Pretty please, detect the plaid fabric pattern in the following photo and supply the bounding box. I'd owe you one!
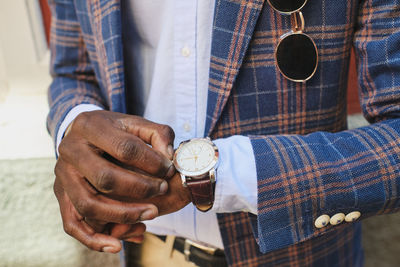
[47,0,400,266]
[47,0,126,147]
[207,0,400,266]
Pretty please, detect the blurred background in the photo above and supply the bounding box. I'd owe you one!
[0,1,398,266]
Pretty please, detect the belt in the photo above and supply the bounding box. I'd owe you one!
[157,235,228,267]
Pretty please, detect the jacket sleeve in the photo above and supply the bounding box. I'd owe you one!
[46,0,107,148]
[251,0,400,253]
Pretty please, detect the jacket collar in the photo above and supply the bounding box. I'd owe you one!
[205,0,265,136]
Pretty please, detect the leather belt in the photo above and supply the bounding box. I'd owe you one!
[156,235,228,267]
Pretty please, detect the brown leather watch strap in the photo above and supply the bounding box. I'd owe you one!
[186,173,215,212]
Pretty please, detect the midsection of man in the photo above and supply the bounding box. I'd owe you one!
[52,0,258,257]
[121,0,223,249]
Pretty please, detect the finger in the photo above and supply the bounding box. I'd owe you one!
[58,147,169,198]
[135,172,191,216]
[110,223,146,240]
[109,224,132,238]
[84,111,175,159]
[84,218,108,233]
[56,161,159,224]
[62,132,174,179]
[124,235,145,244]
[69,112,174,177]
[53,177,122,253]
[117,117,175,159]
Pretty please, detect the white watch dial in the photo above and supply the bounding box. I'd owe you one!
[176,140,215,173]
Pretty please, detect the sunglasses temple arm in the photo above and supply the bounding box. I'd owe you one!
[291,12,305,33]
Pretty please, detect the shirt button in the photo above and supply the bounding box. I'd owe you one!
[181,46,191,57]
[330,213,345,226]
[315,215,330,229]
[183,123,191,132]
[345,211,361,222]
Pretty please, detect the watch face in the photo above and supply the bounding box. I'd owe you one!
[174,138,218,177]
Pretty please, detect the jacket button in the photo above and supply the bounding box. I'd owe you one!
[315,215,330,228]
[345,211,361,222]
[330,213,345,225]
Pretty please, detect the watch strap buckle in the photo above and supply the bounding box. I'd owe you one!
[183,238,218,261]
[183,239,191,261]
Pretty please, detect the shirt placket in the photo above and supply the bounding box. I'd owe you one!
[174,0,197,145]
[172,0,198,241]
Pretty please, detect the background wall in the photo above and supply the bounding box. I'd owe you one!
[0,0,47,76]
[0,41,7,98]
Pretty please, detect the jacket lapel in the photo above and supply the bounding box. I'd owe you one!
[89,0,126,113]
[205,0,266,136]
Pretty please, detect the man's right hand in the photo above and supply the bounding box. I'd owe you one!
[54,110,176,253]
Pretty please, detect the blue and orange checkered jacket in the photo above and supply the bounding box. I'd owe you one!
[47,0,400,266]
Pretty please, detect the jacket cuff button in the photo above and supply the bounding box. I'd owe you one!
[315,215,330,229]
[330,213,345,225]
[345,211,361,222]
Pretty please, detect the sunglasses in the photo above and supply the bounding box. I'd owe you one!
[268,0,318,82]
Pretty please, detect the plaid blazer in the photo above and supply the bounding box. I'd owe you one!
[47,0,400,266]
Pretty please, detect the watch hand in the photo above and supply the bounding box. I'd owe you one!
[189,147,196,156]
[183,157,196,160]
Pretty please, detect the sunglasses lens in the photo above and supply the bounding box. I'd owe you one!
[269,0,307,13]
[276,33,318,81]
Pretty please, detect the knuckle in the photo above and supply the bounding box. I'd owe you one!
[58,140,69,157]
[75,199,94,218]
[58,138,79,159]
[115,139,141,162]
[74,112,90,129]
[86,240,102,252]
[159,124,175,141]
[52,182,57,196]
[73,111,95,135]
[95,169,115,193]
[63,221,74,236]
[54,160,62,177]
[130,181,154,199]
[140,183,155,199]
[133,187,149,199]
[134,223,146,234]
[53,180,62,198]
[120,210,138,224]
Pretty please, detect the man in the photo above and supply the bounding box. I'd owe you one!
[47,0,400,266]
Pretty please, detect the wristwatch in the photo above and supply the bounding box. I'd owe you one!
[173,137,219,212]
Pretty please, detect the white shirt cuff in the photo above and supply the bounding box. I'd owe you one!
[212,136,258,214]
[56,104,103,155]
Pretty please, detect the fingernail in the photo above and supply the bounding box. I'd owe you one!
[125,235,144,243]
[159,181,168,194]
[167,145,174,159]
[140,209,157,221]
[102,246,117,253]
[122,233,143,240]
[164,163,175,179]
